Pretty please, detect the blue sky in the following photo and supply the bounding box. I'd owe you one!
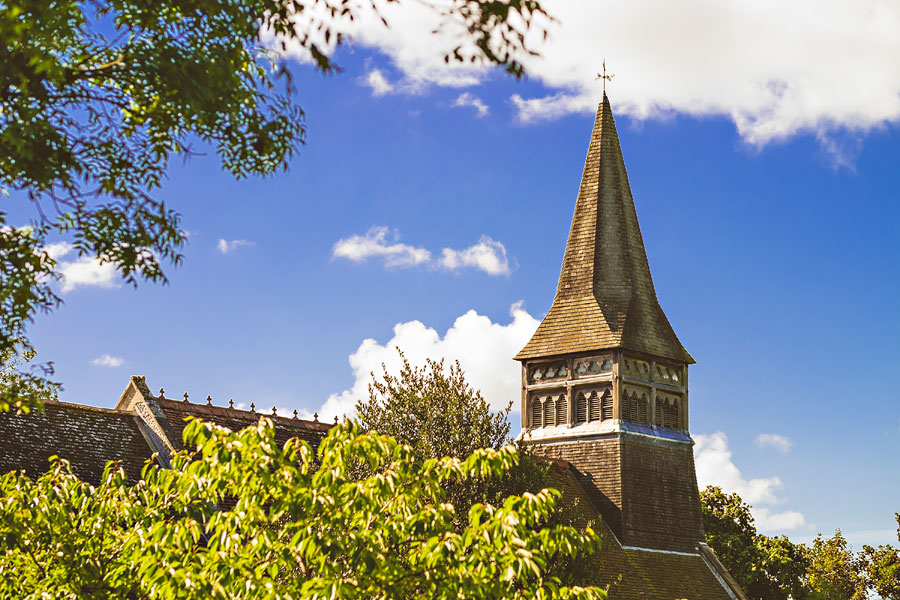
[21,0,900,549]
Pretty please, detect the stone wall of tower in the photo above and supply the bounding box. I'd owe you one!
[533,435,703,553]
[619,436,703,552]
[533,438,624,539]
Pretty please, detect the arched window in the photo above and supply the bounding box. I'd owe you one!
[588,390,601,422]
[575,392,587,423]
[600,390,613,421]
[545,396,556,427]
[531,398,543,429]
[670,398,680,429]
[556,394,567,425]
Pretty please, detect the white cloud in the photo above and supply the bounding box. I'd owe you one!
[58,257,119,292]
[217,239,254,254]
[511,92,593,124]
[453,92,489,117]
[694,431,806,533]
[332,226,431,267]
[364,69,394,96]
[41,241,120,293]
[44,241,73,261]
[91,354,124,368]
[333,227,511,275]
[753,507,807,532]
[275,0,900,153]
[318,302,540,421]
[755,433,793,453]
[439,236,510,275]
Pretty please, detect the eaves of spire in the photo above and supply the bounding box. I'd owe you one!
[516,94,693,364]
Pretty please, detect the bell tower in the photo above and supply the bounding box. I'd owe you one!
[517,93,703,553]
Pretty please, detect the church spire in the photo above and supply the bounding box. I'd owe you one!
[516,94,692,363]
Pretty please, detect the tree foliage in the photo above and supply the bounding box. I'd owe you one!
[701,485,898,600]
[0,341,57,413]
[862,514,900,600]
[0,417,604,599]
[807,530,868,600]
[0,0,551,412]
[356,350,512,459]
[356,351,565,527]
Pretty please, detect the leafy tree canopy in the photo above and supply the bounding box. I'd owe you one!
[0,0,550,411]
[0,417,604,599]
[0,342,57,412]
[355,351,562,523]
[701,485,898,600]
[862,514,900,600]
[356,350,512,459]
[807,529,868,600]
[355,351,597,586]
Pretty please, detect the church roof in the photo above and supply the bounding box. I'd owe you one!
[158,396,330,450]
[0,401,155,484]
[516,94,693,364]
[0,377,331,484]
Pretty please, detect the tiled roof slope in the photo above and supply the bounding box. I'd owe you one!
[547,461,743,600]
[158,398,331,450]
[0,377,333,486]
[516,94,693,364]
[0,401,155,484]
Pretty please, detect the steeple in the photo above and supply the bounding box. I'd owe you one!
[516,94,692,364]
[508,91,744,593]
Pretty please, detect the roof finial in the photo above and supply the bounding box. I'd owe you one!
[158,387,165,400]
[271,406,277,416]
[229,398,234,409]
[292,409,298,420]
[596,58,614,95]
[206,395,213,406]
[183,392,189,403]
[250,402,256,413]
[313,412,319,422]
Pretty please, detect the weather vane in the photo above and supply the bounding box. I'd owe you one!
[596,59,615,94]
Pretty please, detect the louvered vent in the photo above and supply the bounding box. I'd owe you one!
[545,396,556,427]
[625,392,639,422]
[600,390,613,421]
[531,398,542,429]
[556,394,567,425]
[588,391,601,422]
[637,394,648,424]
[671,399,680,429]
[575,393,587,423]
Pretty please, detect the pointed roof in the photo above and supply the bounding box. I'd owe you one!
[516,94,693,364]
